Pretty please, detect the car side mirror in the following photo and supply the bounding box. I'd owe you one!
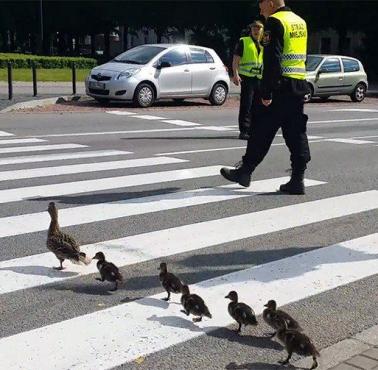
[157,61,171,69]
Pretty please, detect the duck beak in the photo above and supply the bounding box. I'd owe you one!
[264,303,268,307]
[225,295,230,299]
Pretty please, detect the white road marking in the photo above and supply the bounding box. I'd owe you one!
[325,138,375,145]
[6,188,378,299]
[133,115,166,120]
[0,150,131,166]
[162,119,201,127]
[0,138,46,145]
[0,131,14,137]
[105,110,136,115]
[0,166,221,204]
[0,143,87,154]
[0,176,325,238]
[1,232,376,369]
[329,109,378,112]
[0,157,187,181]
[310,118,378,124]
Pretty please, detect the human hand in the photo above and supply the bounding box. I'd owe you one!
[261,98,272,106]
[233,75,242,86]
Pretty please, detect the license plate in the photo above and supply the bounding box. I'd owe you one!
[89,81,105,89]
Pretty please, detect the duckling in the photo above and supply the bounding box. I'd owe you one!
[47,201,91,270]
[158,262,183,301]
[263,299,302,337]
[225,291,257,334]
[180,285,212,322]
[276,318,319,370]
[93,252,123,291]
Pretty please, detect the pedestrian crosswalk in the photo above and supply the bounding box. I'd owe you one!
[0,127,377,370]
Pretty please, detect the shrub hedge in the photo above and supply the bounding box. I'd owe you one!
[0,53,97,69]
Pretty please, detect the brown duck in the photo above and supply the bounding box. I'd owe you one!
[158,262,183,301]
[276,318,319,370]
[180,285,212,322]
[225,291,258,334]
[93,252,123,291]
[47,202,90,270]
[263,299,302,337]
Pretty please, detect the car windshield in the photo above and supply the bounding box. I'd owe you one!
[113,45,166,65]
[306,55,323,71]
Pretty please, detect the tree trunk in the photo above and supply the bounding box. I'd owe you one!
[90,33,96,57]
[122,26,128,51]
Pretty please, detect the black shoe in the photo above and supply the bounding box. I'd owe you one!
[279,174,305,195]
[239,132,250,140]
[220,167,251,187]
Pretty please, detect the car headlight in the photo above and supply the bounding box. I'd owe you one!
[116,69,140,80]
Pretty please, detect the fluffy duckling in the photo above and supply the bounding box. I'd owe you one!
[93,252,123,291]
[263,299,302,337]
[158,262,183,301]
[180,285,212,322]
[47,202,91,270]
[225,291,257,334]
[276,318,319,370]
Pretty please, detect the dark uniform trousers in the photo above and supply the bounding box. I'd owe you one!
[238,75,260,134]
[242,85,311,173]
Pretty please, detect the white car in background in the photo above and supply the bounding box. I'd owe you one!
[85,44,230,107]
[305,54,368,102]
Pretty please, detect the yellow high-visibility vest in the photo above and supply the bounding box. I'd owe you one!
[270,10,307,80]
[238,37,263,79]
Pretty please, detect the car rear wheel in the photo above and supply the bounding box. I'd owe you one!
[303,84,313,103]
[134,83,155,108]
[209,83,228,106]
[350,83,366,102]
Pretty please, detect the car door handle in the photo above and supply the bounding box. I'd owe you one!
[338,77,343,80]
[184,69,190,72]
[209,67,216,70]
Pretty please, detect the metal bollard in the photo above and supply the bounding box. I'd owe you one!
[72,62,76,95]
[32,62,37,96]
[7,62,13,100]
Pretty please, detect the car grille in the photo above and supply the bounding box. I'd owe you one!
[91,74,111,81]
[89,88,110,95]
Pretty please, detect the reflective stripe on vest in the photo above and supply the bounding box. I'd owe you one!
[238,37,263,79]
[269,11,307,80]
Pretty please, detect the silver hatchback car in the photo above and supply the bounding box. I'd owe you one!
[305,54,368,102]
[85,44,230,107]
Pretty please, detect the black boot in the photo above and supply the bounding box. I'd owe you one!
[279,171,305,195]
[220,166,251,187]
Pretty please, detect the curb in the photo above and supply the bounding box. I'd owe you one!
[0,95,83,113]
[293,324,378,370]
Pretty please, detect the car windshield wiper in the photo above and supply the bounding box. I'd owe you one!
[113,59,142,64]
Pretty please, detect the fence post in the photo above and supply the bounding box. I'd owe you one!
[7,62,13,100]
[32,62,38,96]
[72,62,76,95]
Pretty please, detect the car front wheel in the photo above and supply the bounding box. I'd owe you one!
[209,83,228,106]
[134,83,155,107]
[303,84,313,103]
[350,83,367,102]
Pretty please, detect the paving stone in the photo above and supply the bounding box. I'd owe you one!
[363,348,378,361]
[346,354,378,369]
[331,364,360,370]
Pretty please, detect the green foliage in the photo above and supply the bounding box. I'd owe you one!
[0,53,97,69]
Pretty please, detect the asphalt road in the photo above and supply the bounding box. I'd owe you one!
[0,98,377,370]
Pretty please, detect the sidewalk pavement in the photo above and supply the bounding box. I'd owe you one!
[1,81,378,111]
[293,324,378,370]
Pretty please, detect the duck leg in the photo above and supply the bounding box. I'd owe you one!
[236,322,242,334]
[193,317,202,323]
[278,350,293,365]
[95,277,105,282]
[181,309,189,316]
[162,291,170,301]
[267,331,276,338]
[310,356,318,370]
[53,259,64,270]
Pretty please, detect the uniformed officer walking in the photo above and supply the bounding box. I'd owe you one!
[221,0,311,194]
[232,20,264,140]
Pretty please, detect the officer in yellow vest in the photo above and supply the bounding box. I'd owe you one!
[221,0,311,195]
[232,20,264,140]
